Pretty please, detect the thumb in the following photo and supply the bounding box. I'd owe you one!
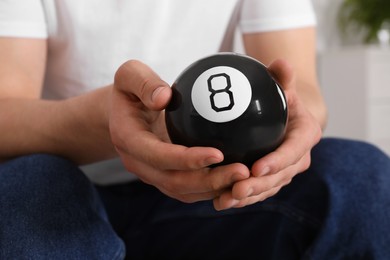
[267,59,295,92]
[114,59,172,110]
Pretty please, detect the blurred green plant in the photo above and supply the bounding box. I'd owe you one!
[338,0,390,43]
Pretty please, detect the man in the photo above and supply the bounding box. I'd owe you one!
[1,0,389,259]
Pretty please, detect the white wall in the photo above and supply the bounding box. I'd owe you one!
[313,0,390,156]
[312,0,351,52]
[313,0,367,52]
[234,0,348,53]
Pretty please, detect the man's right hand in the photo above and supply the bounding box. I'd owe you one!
[109,60,251,205]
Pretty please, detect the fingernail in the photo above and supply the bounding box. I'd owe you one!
[260,166,271,176]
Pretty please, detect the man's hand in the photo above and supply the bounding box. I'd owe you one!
[109,60,250,204]
[214,59,322,210]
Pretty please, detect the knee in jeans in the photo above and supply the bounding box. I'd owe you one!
[312,138,390,196]
[0,154,90,202]
[314,138,388,168]
[0,155,123,259]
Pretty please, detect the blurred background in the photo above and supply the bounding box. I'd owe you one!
[313,0,390,156]
[234,0,390,155]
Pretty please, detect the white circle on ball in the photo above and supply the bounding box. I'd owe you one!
[191,66,252,123]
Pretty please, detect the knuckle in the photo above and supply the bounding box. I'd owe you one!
[300,153,312,172]
[115,60,148,96]
[123,59,143,71]
[115,60,138,83]
[209,178,223,191]
[274,177,287,189]
[313,122,322,144]
[273,169,295,188]
[305,115,322,144]
[183,156,200,170]
[268,187,282,198]
[160,176,183,195]
[202,169,219,191]
[270,151,286,173]
[281,177,293,187]
[234,184,252,200]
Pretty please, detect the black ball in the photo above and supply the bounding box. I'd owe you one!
[165,53,288,167]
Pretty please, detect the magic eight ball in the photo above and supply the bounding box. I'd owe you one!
[165,53,288,167]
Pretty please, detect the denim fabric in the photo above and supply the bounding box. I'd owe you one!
[0,154,125,260]
[303,138,390,259]
[1,138,390,259]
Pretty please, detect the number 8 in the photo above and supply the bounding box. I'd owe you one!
[207,73,235,112]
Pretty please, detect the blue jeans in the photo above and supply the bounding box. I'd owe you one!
[1,138,390,259]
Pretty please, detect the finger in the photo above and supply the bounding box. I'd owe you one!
[125,160,227,203]
[233,186,283,208]
[114,59,172,110]
[167,191,221,204]
[164,163,250,195]
[267,59,295,91]
[144,163,249,197]
[251,108,320,178]
[232,155,309,200]
[214,185,283,211]
[123,158,250,202]
[122,134,225,171]
[250,75,321,177]
[118,143,250,195]
[110,92,225,171]
[160,187,225,204]
[135,168,227,203]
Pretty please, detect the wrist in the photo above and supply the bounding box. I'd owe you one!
[60,85,117,164]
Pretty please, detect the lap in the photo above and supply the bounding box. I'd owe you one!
[97,179,323,259]
[98,138,390,259]
[305,138,390,259]
[1,138,389,259]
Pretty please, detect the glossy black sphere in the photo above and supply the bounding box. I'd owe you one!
[165,53,288,167]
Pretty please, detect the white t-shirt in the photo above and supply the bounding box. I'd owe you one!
[0,0,316,184]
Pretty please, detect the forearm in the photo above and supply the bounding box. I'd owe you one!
[243,27,327,130]
[296,78,328,130]
[0,86,117,165]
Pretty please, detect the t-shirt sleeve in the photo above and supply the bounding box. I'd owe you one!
[0,0,48,38]
[239,0,316,33]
